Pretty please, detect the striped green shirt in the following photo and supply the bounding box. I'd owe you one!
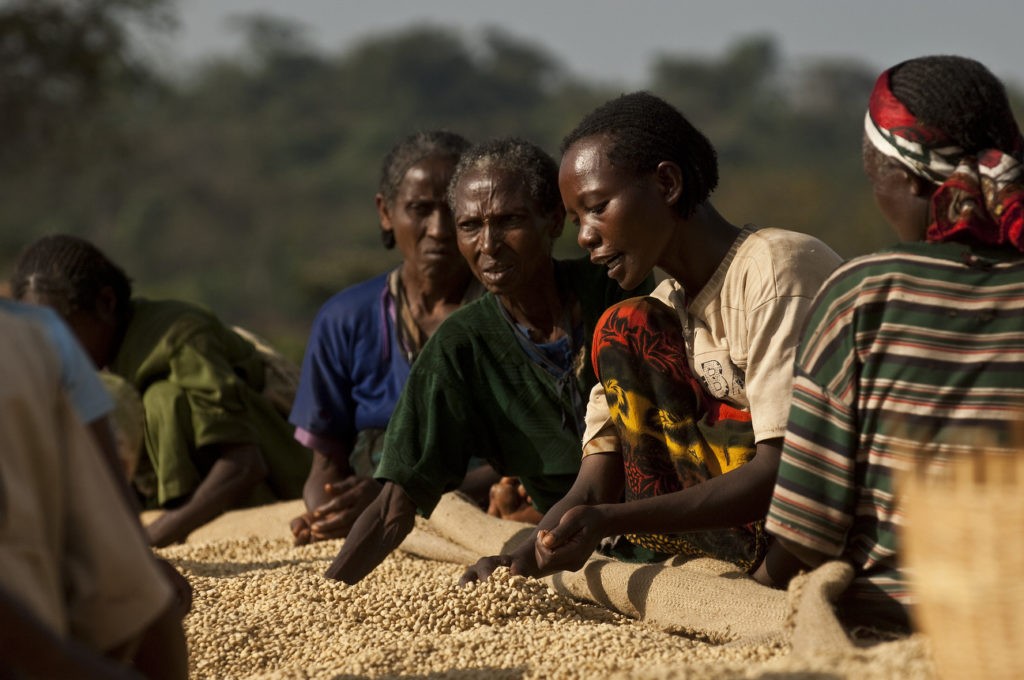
[766,241,1024,623]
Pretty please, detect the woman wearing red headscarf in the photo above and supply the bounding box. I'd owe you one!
[756,56,1024,631]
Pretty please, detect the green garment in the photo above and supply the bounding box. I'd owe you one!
[376,258,653,516]
[111,298,311,506]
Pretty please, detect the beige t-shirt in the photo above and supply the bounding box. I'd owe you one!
[0,312,173,653]
[583,226,842,453]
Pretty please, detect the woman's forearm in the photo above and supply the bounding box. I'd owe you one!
[146,442,267,547]
[323,481,416,584]
[598,440,782,538]
[303,445,354,512]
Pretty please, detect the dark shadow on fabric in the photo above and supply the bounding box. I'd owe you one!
[625,564,662,616]
[500,526,535,553]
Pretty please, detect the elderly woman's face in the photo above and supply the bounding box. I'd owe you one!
[452,165,562,299]
[379,155,467,279]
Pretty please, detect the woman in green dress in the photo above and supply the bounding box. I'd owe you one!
[325,137,653,584]
[12,233,312,547]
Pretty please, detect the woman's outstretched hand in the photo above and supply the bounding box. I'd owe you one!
[459,554,515,586]
[290,476,382,545]
[461,504,605,585]
[533,505,604,575]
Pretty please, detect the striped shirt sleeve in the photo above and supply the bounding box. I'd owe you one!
[766,270,861,557]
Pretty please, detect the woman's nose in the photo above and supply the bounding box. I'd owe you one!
[577,222,600,250]
[480,224,501,254]
[426,207,453,239]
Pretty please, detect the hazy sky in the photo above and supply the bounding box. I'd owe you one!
[169,0,1024,89]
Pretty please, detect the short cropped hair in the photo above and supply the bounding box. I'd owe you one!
[11,234,133,326]
[377,130,471,205]
[888,55,1022,156]
[560,91,719,217]
[447,137,562,216]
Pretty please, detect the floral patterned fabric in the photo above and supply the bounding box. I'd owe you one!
[865,68,1024,252]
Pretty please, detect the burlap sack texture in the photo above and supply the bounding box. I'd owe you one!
[387,492,850,649]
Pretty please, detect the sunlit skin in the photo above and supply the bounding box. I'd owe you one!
[292,154,483,546]
[487,476,544,524]
[377,155,474,337]
[459,134,785,585]
[558,135,739,296]
[453,165,568,341]
[558,137,675,291]
[323,162,578,584]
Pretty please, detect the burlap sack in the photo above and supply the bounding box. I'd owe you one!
[394,492,851,647]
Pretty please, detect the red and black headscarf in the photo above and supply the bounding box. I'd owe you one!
[865,68,1024,251]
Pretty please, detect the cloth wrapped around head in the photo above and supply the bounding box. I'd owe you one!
[864,67,1024,251]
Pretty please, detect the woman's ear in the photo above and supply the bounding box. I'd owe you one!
[375,193,396,249]
[375,193,392,230]
[883,161,932,198]
[655,161,684,208]
[547,205,567,240]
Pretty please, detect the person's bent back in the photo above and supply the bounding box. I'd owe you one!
[0,310,188,678]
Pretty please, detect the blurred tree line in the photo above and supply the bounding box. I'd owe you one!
[2,0,1022,359]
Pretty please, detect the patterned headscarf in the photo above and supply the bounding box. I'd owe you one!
[864,68,1024,251]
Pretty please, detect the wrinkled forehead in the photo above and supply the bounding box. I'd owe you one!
[453,164,535,213]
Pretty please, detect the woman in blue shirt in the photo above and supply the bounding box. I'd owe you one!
[288,130,491,544]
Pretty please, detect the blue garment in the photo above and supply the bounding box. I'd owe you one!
[0,299,114,423]
[289,271,410,452]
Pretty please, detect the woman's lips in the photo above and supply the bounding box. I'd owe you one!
[480,263,512,286]
[593,253,624,279]
[421,247,458,260]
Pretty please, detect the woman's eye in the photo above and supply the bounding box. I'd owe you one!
[586,201,608,215]
[498,215,525,229]
[410,203,434,217]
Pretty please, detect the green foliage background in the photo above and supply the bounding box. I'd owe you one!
[2,3,1021,360]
